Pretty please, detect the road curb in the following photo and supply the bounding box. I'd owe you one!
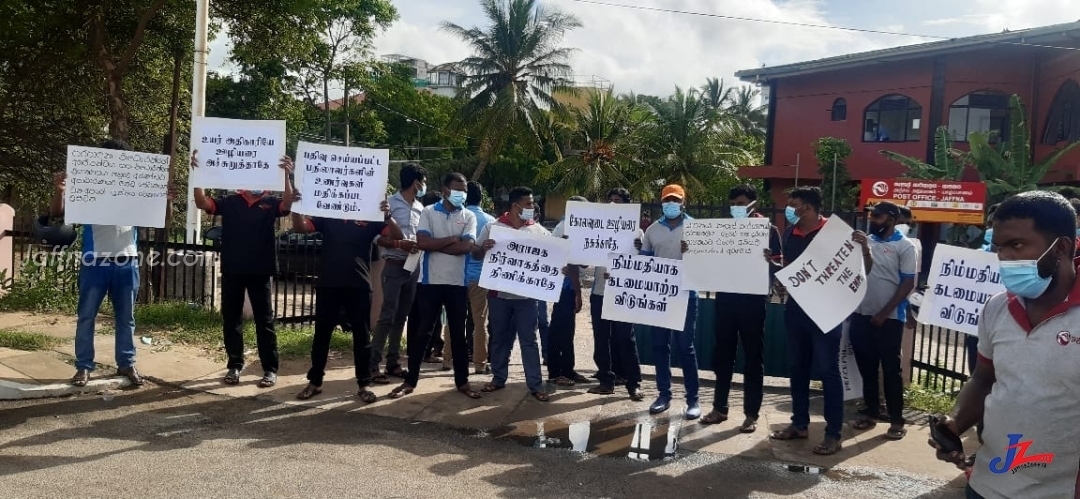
[0,377,131,400]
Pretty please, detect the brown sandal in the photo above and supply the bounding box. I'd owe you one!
[812,437,843,455]
[587,385,615,395]
[296,384,322,400]
[457,384,482,399]
[740,418,758,433]
[389,383,414,399]
[481,383,504,393]
[371,371,390,385]
[852,419,878,431]
[769,426,809,440]
[701,410,729,425]
[531,391,551,402]
[553,376,575,387]
[358,389,377,404]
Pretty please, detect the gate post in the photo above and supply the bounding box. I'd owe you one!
[0,204,14,297]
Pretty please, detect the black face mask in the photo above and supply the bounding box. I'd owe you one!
[868,222,890,237]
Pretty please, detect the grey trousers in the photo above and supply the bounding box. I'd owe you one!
[370,262,416,372]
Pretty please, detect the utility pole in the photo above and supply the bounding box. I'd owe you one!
[186,0,209,244]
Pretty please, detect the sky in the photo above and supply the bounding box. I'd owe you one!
[208,0,1080,97]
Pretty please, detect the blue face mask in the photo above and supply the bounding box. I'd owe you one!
[662,202,682,219]
[447,190,466,208]
[730,201,754,219]
[999,243,1058,299]
[984,229,994,244]
[416,183,427,198]
[785,206,799,225]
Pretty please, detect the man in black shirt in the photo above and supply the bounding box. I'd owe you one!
[192,150,295,388]
[291,199,403,403]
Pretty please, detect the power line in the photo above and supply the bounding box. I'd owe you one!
[564,0,948,39]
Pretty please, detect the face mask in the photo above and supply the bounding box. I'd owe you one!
[983,229,993,244]
[785,206,799,225]
[730,201,755,219]
[662,202,682,219]
[999,243,1058,299]
[896,224,910,236]
[416,183,427,198]
[447,190,466,208]
[1075,228,1080,237]
[520,207,535,221]
[868,222,890,238]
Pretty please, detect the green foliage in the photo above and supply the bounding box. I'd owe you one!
[0,330,63,351]
[0,250,81,313]
[813,137,858,211]
[880,126,964,180]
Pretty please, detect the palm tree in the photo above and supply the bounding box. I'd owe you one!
[726,86,768,140]
[700,77,733,110]
[442,0,582,180]
[539,89,650,199]
[880,126,965,180]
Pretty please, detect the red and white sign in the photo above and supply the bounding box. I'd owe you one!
[859,179,987,224]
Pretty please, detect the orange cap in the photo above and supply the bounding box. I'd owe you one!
[661,184,685,201]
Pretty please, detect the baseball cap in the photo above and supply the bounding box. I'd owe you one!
[871,201,901,218]
[661,184,685,201]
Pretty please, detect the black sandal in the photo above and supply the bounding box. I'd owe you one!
[389,383,414,399]
[481,383,504,393]
[296,384,322,400]
[457,384,482,399]
[812,437,843,455]
[885,425,907,440]
[371,371,390,385]
[701,410,729,425]
[358,389,377,404]
[740,418,758,433]
[223,368,242,385]
[257,372,277,388]
[531,391,550,402]
[769,426,809,440]
[852,419,878,431]
[587,385,615,395]
[386,366,407,379]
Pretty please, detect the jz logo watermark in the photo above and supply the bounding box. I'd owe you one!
[988,434,1054,474]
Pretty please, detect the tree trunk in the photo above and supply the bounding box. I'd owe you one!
[105,68,130,141]
[470,137,495,181]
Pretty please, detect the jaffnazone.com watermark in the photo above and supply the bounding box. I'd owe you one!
[27,249,219,268]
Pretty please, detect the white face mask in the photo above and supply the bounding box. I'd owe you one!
[896,224,911,236]
[520,208,535,221]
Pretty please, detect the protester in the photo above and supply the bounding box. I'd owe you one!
[850,201,919,440]
[588,188,644,400]
[547,196,587,387]
[637,184,700,419]
[473,186,551,402]
[191,151,295,388]
[52,139,155,388]
[390,173,478,399]
[292,198,403,402]
[701,184,782,433]
[464,181,495,374]
[370,164,424,383]
[770,186,870,456]
[930,191,1080,499]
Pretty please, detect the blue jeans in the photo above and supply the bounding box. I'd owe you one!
[785,307,844,439]
[75,261,139,371]
[651,292,700,402]
[489,296,544,392]
[537,300,549,361]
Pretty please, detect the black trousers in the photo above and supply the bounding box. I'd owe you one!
[221,273,278,373]
[407,284,470,387]
[712,294,767,418]
[547,287,578,379]
[409,296,444,359]
[308,286,372,388]
[590,294,641,389]
[850,314,905,424]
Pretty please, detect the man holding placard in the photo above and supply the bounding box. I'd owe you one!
[369,164,425,383]
[701,184,783,433]
[291,199,404,403]
[769,186,870,456]
[390,173,479,400]
[588,188,644,401]
[473,187,553,402]
[850,202,919,440]
[637,184,700,419]
[191,150,295,388]
[54,139,154,388]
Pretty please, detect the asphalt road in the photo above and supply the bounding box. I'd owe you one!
[0,386,963,499]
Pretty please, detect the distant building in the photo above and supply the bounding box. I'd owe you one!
[380,54,464,98]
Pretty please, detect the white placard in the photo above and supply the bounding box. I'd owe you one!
[919,244,1005,336]
[479,225,570,302]
[601,252,690,331]
[404,250,422,273]
[563,201,642,266]
[64,145,170,228]
[838,320,864,401]
[292,141,389,221]
[189,117,286,191]
[775,215,867,332]
[683,218,771,294]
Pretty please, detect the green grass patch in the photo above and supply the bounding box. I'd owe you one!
[904,385,958,415]
[0,329,63,351]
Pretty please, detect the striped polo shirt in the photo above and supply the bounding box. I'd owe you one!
[417,201,476,286]
[969,260,1080,499]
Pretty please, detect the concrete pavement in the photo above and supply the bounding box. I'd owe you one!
[0,311,971,497]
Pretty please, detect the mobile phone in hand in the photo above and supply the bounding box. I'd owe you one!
[928,415,965,455]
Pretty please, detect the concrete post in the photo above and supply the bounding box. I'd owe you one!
[0,204,14,297]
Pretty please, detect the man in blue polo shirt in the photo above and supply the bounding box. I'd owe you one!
[931,191,1080,499]
[850,201,919,440]
[638,184,700,419]
[390,173,478,399]
[464,181,495,374]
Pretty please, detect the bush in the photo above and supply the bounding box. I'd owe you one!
[0,248,80,313]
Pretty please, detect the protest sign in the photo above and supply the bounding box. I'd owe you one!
[601,252,689,331]
[563,201,642,266]
[919,244,1004,336]
[479,225,570,302]
[64,145,170,228]
[838,320,864,401]
[189,117,286,191]
[292,142,389,221]
[774,215,867,332]
[683,218,771,294]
